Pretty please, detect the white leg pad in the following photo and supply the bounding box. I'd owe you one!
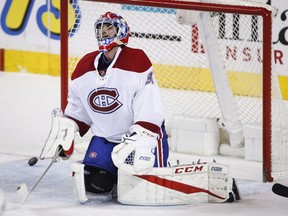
[71,162,115,203]
[117,163,233,205]
[208,164,232,202]
[71,162,88,203]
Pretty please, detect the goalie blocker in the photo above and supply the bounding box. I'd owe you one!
[71,161,240,205]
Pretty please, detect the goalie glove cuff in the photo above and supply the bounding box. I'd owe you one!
[130,124,159,140]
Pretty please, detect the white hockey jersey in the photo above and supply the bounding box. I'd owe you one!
[65,46,165,143]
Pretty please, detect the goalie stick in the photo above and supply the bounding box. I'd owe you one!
[272,183,288,198]
[17,147,62,204]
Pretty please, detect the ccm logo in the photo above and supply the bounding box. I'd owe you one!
[174,165,204,174]
[142,131,155,138]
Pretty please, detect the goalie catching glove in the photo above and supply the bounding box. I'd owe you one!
[112,124,158,174]
[40,108,79,159]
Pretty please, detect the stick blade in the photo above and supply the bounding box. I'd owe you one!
[17,183,29,203]
[272,183,288,198]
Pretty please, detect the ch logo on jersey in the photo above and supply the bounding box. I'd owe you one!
[88,88,122,114]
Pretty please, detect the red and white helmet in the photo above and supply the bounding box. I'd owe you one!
[94,12,130,52]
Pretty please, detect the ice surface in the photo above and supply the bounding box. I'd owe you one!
[0,72,288,216]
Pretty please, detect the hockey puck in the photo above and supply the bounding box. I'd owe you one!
[28,157,38,166]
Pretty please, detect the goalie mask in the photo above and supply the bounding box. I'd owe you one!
[95,11,130,52]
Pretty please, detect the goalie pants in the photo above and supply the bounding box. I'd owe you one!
[83,123,169,177]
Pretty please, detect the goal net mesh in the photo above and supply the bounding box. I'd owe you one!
[65,0,288,181]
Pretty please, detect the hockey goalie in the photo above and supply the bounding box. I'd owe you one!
[40,11,240,205]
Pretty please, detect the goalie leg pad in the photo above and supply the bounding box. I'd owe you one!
[71,162,88,203]
[117,163,237,205]
[71,162,117,203]
[84,165,116,194]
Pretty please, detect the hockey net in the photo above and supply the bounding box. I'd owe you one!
[61,0,288,182]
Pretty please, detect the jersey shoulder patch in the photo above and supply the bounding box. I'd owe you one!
[113,46,152,73]
[71,51,100,80]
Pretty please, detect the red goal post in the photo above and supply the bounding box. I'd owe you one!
[60,0,284,182]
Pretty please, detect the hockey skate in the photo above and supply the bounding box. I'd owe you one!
[226,178,241,202]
